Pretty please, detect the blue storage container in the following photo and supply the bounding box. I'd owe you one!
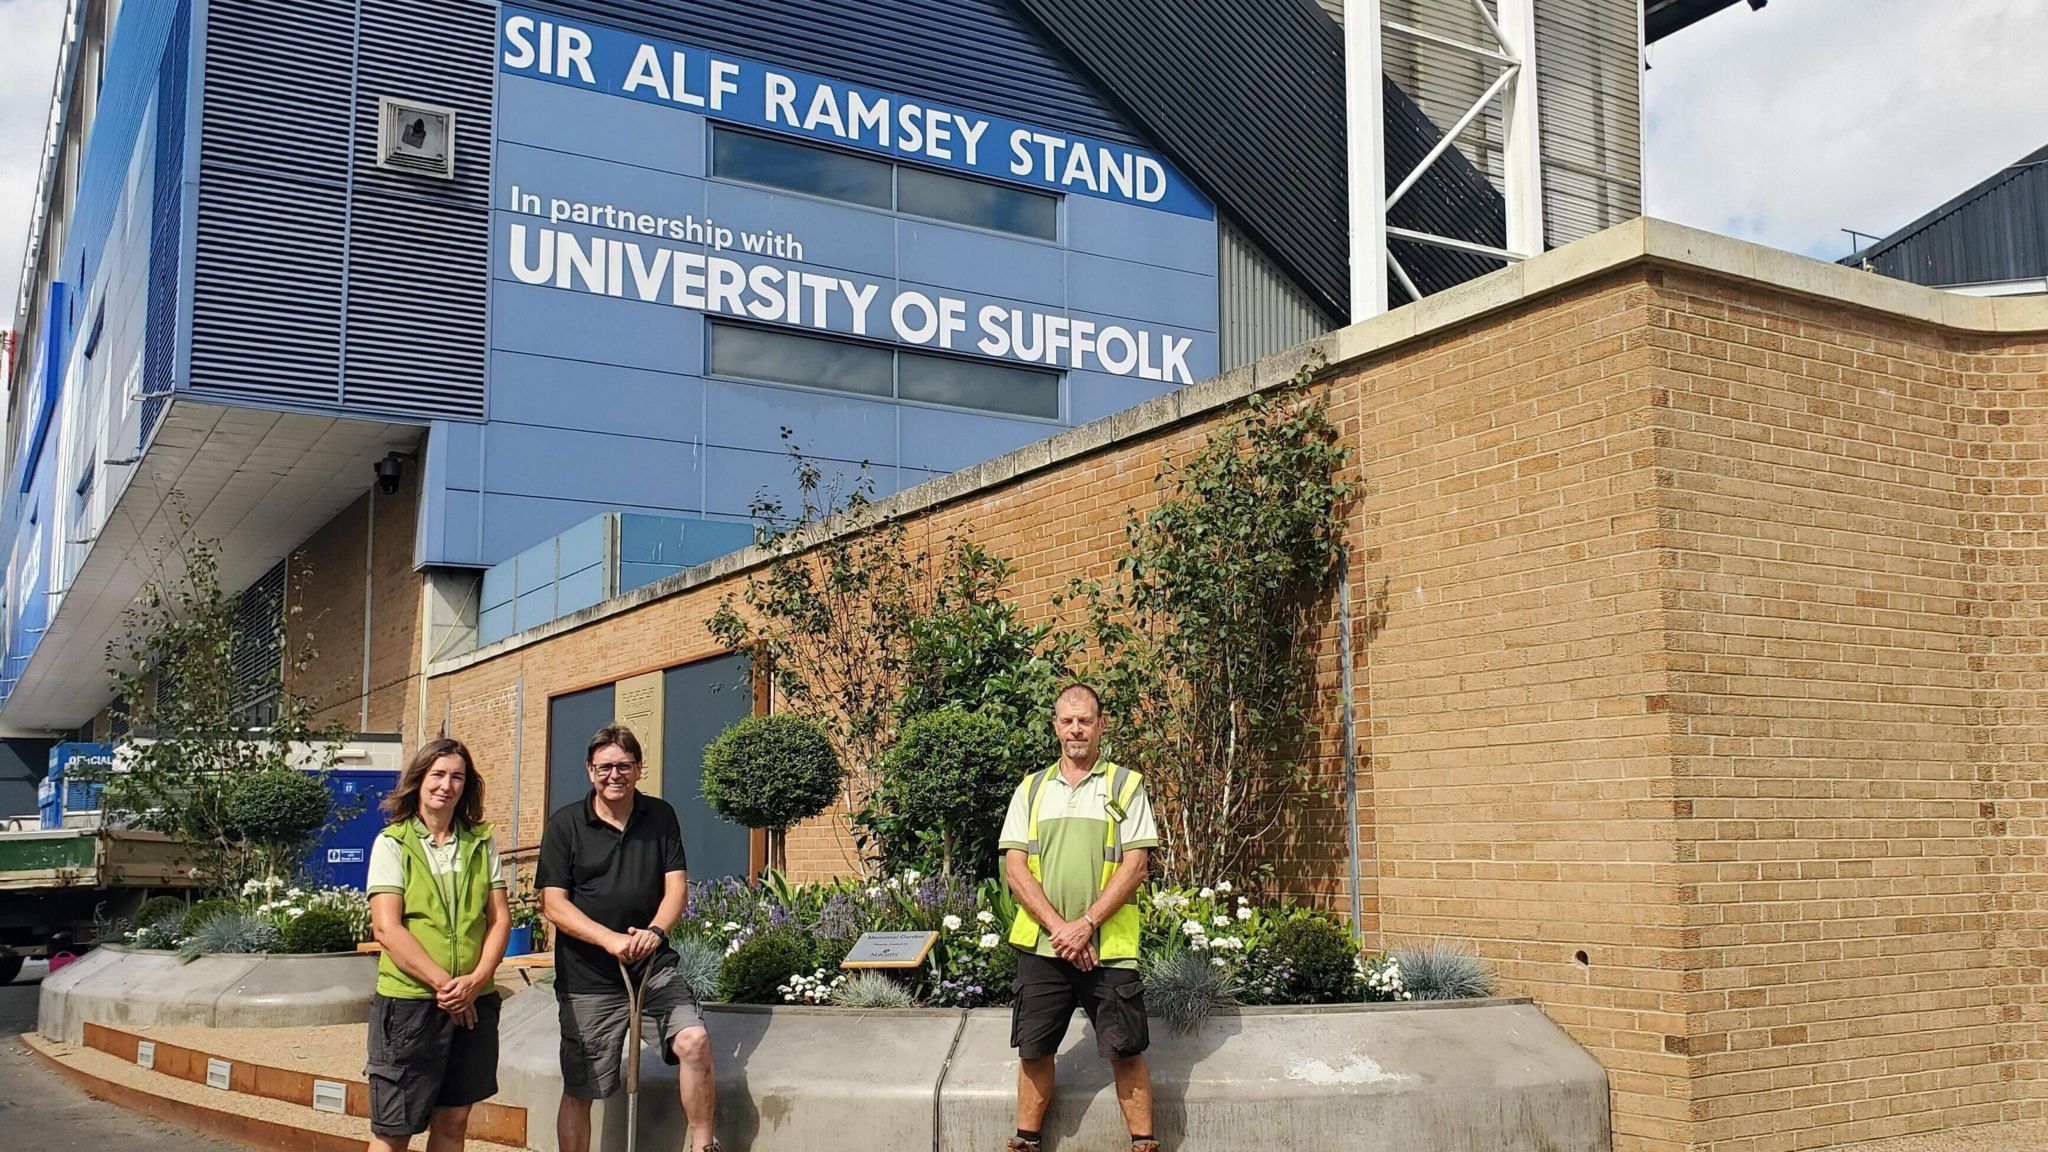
[42,743,112,827]
[302,769,399,889]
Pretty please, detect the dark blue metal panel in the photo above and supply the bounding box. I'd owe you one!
[143,0,191,444]
[536,0,1139,146]
[1846,145,2048,289]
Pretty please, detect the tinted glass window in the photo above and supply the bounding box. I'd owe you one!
[897,167,1058,240]
[712,130,891,209]
[899,351,1059,419]
[710,323,893,398]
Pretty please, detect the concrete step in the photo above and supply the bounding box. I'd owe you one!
[23,1031,531,1152]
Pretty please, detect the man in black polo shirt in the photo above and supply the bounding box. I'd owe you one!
[537,725,719,1152]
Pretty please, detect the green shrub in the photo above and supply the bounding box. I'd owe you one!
[222,769,332,865]
[179,897,241,937]
[1388,940,1495,1001]
[873,706,1016,877]
[718,926,817,1005]
[278,907,357,954]
[701,715,842,872]
[180,912,282,959]
[134,895,190,929]
[1261,915,1359,1004]
[671,934,726,1002]
[1142,950,1240,1033]
[832,970,916,1008]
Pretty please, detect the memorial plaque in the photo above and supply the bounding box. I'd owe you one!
[841,930,939,969]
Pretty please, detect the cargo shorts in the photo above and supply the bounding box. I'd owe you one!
[364,991,502,1137]
[1011,950,1150,1061]
[557,963,707,1099]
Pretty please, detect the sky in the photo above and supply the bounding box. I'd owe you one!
[2,0,2048,318]
[1643,0,2048,261]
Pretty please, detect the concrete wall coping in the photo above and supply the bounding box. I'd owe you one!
[38,944,377,1044]
[495,989,1609,1152]
[432,217,2048,675]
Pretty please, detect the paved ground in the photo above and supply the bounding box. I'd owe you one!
[0,966,243,1152]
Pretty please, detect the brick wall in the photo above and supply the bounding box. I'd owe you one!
[412,256,2048,1151]
[283,447,424,740]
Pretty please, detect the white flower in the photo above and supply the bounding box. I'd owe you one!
[721,921,741,933]
[976,910,994,924]
[1198,887,1214,899]
[1182,919,1203,935]
[942,914,963,932]
[978,932,1000,950]
[885,877,900,891]
[1237,895,1249,906]
[1213,914,1230,928]
[903,870,922,885]
[1216,880,1233,894]
[288,908,305,919]
[867,887,883,898]
[1236,906,1253,921]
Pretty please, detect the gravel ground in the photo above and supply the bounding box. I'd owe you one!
[137,1021,370,1078]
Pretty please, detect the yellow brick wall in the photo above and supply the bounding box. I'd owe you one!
[407,263,2048,1151]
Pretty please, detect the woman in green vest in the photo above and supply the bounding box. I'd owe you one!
[364,737,509,1152]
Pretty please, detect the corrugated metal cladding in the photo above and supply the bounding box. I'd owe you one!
[1219,215,1337,371]
[229,559,285,708]
[189,0,491,420]
[536,0,1140,145]
[1324,0,1642,247]
[1014,0,1505,321]
[1848,145,2048,289]
[142,0,190,445]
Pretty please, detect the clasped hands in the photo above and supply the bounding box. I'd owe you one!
[1048,917,1098,972]
[435,972,488,1028]
[607,925,664,964]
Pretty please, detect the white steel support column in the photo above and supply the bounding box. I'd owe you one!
[1349,0,1549,319]
[1345,0,1388,322]
[1497,0,1546,257]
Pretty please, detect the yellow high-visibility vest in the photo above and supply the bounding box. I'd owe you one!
[1007,763,1144,961]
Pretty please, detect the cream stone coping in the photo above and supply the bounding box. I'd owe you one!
[432,218,2048,676]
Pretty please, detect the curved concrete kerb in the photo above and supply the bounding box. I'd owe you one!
[496,991,1610,1152]
[37,944,377,1044]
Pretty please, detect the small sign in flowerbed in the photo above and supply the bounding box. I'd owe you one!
[113,876,372,957]
[668,871,1495,1030]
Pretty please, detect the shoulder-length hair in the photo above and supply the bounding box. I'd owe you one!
[381,738,484,828]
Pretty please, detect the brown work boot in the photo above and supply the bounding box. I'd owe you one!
[1004,1139,1041,1152]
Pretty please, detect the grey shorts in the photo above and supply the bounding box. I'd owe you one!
[365,992,501,1137]
[557,965,706,1099]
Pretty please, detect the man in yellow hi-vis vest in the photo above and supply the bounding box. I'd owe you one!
[997,683,1161,1152]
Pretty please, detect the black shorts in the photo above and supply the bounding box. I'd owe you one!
[1010,950,1150,1061]
[364,991,502,1137]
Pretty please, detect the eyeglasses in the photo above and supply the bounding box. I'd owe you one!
[589,762,639,778]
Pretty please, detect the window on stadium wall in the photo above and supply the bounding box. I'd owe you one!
[545,652,752,880]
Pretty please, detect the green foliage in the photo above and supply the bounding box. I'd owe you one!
[1261,914,1360,1005]
[702,714,843,872]
[670,934,726,1002]
[1069,377,1351,883]
[1142,950,1240,1034]
[134,895,190,929]
[831,970,917,1008]
[508,873,546,931]
[180,912,282,959]
[1388,940,1495,1001]
[719,925,819,1005]
[221,769,332,874]
[96,511,348,893]
[869,706,1014,878]
[179,897,241,937]
[278,907,356,954]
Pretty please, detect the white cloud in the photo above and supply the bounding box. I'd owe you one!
[0,0,67,329]
[1644,0,2048,261]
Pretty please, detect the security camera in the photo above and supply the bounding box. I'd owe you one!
[374,452,405,495]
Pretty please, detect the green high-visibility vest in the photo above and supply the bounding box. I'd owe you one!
[374,819,495,999]
[1007,763,1145,961]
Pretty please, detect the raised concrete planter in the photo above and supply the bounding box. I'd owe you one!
[497,991,1609,1152]
[37,945,376,1044]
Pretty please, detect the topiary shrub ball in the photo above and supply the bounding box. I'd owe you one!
[701,714,843,832]
[718,926,818,1005]
[221,768,332,847]
[278,906,358,954]
[1263,915,1361,1004]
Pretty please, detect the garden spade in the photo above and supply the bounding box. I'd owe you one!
[618,956,659,1151]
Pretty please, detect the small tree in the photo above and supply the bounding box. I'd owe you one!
[220,767,332,880]
[701,713,843,873]
[1072,375,1352,884]
[873,706,1015,879]
[97,509,347,894]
